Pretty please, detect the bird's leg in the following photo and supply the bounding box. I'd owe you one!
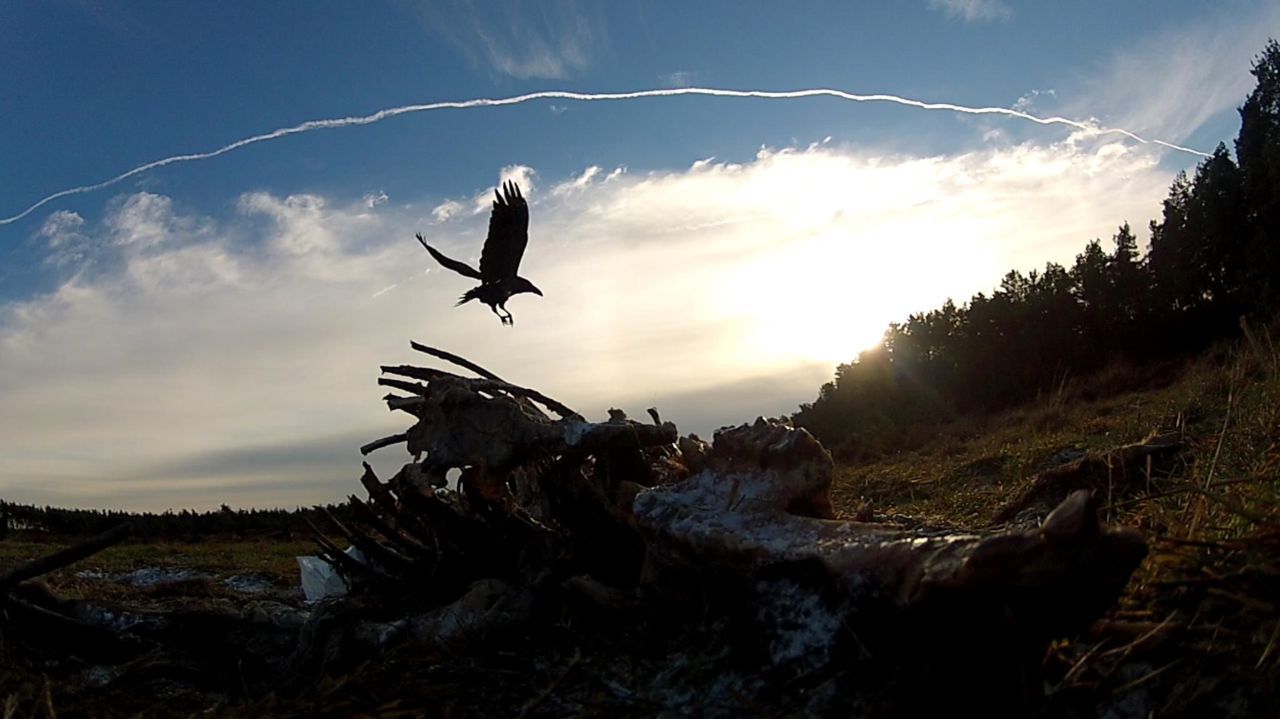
[499,304,514,326]
[488,303,513,326]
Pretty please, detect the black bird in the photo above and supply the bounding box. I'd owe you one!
[416,180,543,326]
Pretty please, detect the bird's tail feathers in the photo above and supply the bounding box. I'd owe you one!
[456,287,481,306]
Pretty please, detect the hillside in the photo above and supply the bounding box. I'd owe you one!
[828,330,1280,716]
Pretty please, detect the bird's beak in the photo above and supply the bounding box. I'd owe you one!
[532,286,544,296]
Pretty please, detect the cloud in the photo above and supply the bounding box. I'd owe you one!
[39,210,85,247]
[1,140,1177,510]
[928,0,1011,22]
[1013,89,1056,113]
[661,71,696,88]
[499,164,536,192]
[1064,2,1280,143]
[471,165,538,213]
[108,192,211,249]
[420,0,606,79]
[552,166,602,196]
[362,191,389,209]
[431,199,465,223]
[39,210,90,267]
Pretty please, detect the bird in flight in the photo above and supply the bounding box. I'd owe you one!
[416,180,543,326]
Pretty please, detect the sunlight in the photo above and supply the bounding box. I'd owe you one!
[717,216,998,367]
[718,232,888,367]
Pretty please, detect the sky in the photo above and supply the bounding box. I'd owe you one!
[1,0,1276,511]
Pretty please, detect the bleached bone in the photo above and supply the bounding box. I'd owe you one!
[633,418,1148,663]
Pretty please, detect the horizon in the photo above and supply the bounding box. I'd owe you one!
[2,0,1276,511]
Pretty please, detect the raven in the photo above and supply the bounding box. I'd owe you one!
[416,180,542,326]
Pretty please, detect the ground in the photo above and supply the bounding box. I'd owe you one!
[2,338,1278,716]
[833,341,1280,716]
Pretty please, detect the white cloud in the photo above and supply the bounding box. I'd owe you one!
[108,192,209,249]
[239,192,334,256]
[1,139,1177,510]
[472,165,538,213]
[421,1,606,79]
[362,190,389,209]
[1065,2,1280,143]
[1013,88,1056,113]
[38,210,90,267]
[661,71,695,88]
[928,0,1011,22]
[552,166,601,196]
[39,210,85,247]
[499,164,536,192]
[690,157,717,172]
[431,199,464,222]
[124,242,242,296]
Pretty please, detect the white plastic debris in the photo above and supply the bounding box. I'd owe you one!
[297,546,366,602]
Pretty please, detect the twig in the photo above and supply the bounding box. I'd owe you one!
[1108,660,1179,696]
[1203,390,1234,491]
[1053,639,1109,690]
[1107,476,1269,511]
[378,377,432,396]
[1206,587,1275,613]
[410,341,505,382]
[468,379,582,421]
[2,593,140,655]
[567,420,679,450]
[1257,622,1280,669]
[358,462,399,515]
[347,495,432,557]
[43,679,55,719]
[382,365,582,420]
[303,516,397,585]
[0,523,131,593]
[361,432,408,456]
[383,394,427,412]
[321,506,415,572]
[1097,613,1176,661]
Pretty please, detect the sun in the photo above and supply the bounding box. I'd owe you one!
[716,233,892,367]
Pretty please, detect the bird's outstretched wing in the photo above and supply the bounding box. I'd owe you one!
[479,180,530,281]
[417,233,482,280]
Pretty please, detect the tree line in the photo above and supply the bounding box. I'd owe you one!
[795,40,1280,457]
[0,499,354,540]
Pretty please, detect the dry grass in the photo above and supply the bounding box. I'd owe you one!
[831,331,1280,715]
[0,537,312,609]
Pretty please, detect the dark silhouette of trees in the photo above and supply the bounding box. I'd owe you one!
[796,40,1280,457]
[0,499,354,540]
[1237,39,1280,307]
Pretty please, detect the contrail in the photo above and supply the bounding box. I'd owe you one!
[1,87,1210,226]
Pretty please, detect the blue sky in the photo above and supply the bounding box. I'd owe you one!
[1,0,1275,509]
